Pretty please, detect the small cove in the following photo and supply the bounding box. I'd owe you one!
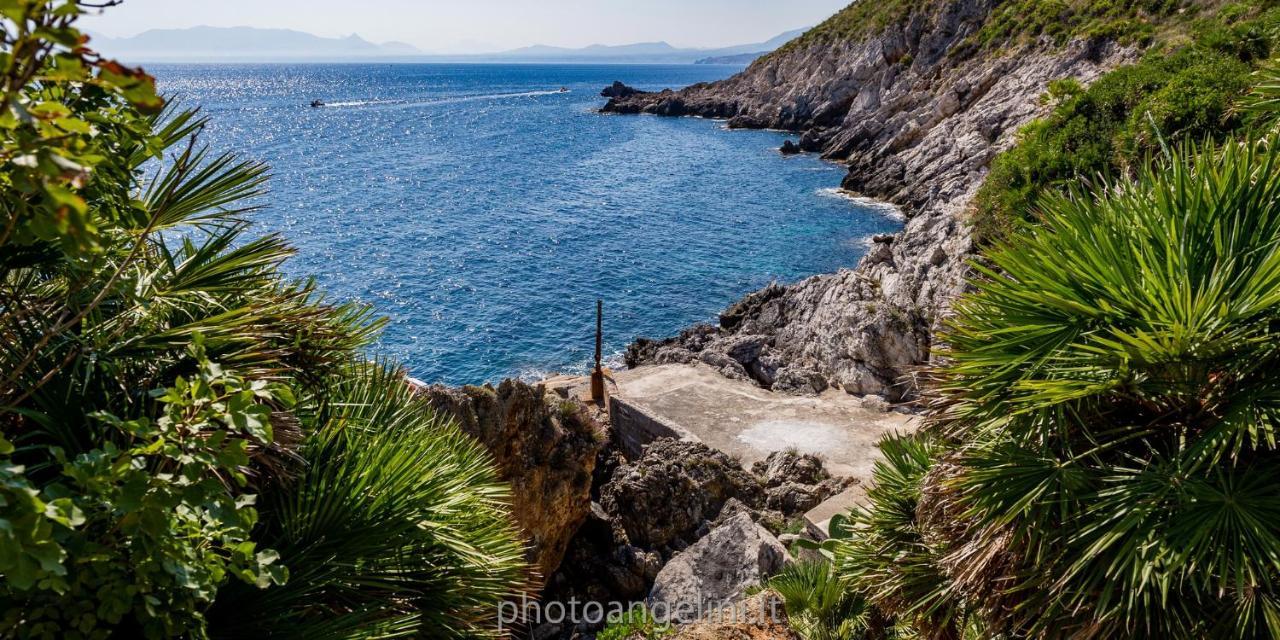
[154,62,903,384]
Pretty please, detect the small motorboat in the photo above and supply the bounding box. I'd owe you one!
[558,87,569,93]
[310,100,325,108]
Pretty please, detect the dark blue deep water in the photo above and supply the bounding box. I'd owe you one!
[153,63,902,384]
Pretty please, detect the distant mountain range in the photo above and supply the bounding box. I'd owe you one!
[486,28,806,64]
[90,26,806,64]
[91,26,420,61]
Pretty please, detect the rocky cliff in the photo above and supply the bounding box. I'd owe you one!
[418,379,604,579]
[606,0,1136,400]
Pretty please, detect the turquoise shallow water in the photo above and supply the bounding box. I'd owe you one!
[153,63,902,384]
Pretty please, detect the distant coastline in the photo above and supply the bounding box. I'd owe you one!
[93,24,807,65]
[694,51,764,65]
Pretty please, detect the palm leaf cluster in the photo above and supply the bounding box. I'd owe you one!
[835,433,977,640]
[2,3,530,637]
[763,560,871,640]
[210,362,529,639]
[831,45,1280,637]
[890,136,1280,639]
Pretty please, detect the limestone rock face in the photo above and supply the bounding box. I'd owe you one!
[601,439,764,550]
[648,513,790,625]
[419,379,603,579]
[607,0,1137,400]
[751,450,851,513]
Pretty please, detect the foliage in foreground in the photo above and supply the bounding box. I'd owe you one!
[0,2,529,637]
[835,433,976,640]
[597,605,674,640]
[833,5,1280,636]
[944,135,1280,638]
[209,362,529,639]
[840,136,1280,638]
[762,560,870,640]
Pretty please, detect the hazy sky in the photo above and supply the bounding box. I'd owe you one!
[80,0,850,53]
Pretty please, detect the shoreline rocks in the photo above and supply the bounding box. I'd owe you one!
[600,80,645,99]
[604,0,1136,400]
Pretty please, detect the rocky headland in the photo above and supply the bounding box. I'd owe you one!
[605,0,1136,400]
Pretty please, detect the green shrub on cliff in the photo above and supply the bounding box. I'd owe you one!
[207,362,528,638]
[950,135,1280,637]
[773,0,1198,59]
[598,606,674,640]
[973,1,1280,244]
[765,557,870,640]
[0,2,528,637]
[834,433,973,640]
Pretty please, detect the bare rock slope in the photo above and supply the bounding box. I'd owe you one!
[608,0,1135,400]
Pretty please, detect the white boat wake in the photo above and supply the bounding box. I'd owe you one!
[316,89,570,110]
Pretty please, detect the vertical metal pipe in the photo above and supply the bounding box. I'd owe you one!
[591,299,605,401]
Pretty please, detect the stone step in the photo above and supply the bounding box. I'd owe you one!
[803,484,869,540]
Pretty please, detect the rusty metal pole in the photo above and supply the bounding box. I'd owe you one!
[591,299,605,401]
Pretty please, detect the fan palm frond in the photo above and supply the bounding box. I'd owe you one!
[209,361,531,640]
[928,134,1280,638]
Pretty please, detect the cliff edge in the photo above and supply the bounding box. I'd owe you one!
[606,0,1139,400]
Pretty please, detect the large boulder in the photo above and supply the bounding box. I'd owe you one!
[752,450,827,487]
[419,379,603,578]
[544,440,768,605]
[648,513,790,625]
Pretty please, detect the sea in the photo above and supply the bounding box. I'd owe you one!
[151,63,902,385]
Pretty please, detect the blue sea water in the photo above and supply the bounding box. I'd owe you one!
[151,63,902,385]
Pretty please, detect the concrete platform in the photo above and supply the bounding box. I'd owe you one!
[609,364,916,481]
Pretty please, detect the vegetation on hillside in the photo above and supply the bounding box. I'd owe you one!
[0,2,528,637]
[835,434,969,639]
[974,1,1280,244]
[763,553,870,639]
[808,1,1280,636]
[597,606,674,640]
[771,0,1203,59]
